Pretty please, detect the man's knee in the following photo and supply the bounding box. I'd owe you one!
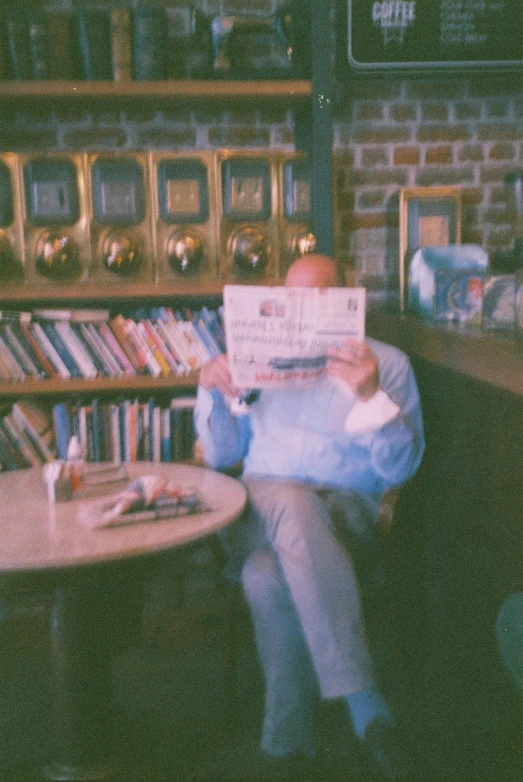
[241,547,285,608]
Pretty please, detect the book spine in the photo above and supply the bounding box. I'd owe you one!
[0,418,29,468]
[76,323,112,377]
[97,322,136,376]
[132,6,167,81]
[11,403,54,463]
[137,320,171,376]
[111,7,132,82]
[47,11,76,80]
[54,321,97,379]
[76,9,113,81]
[3,413,40,467]
[28,9,50,80]
[123,318,158,376]
[41,323,83,378]
[82,323,122,377]
[91,398,101,463]
[154,320,184,375]
[163,321,194,373]
[20,322,57,378]
[60,322,100,379]
[152,404,161,463]
[160,407,171,462]
[108,315,142,373]
[0,333,26,380]
[5,9,33,80]
[109,403,122,464]
[2,325,42,377]
[53,402,72,460]
[31,322,71,379]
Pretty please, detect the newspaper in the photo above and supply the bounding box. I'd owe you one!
[223,285,366,389]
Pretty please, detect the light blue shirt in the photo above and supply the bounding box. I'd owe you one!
[194,338,425,497]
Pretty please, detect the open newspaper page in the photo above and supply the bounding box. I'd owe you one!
[223,285,366,389]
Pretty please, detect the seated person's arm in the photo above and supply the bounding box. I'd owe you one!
[327,339,425,487]
[194,354,251,470]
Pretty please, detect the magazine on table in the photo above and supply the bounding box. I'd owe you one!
[223,285,366,389]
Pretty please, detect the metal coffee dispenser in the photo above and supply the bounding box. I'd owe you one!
[279,153,316,277]
[150,152,218,281]
[0,153,24,285]
[21,154,88,284]
[87,153,153,283]
[218,152,280,280]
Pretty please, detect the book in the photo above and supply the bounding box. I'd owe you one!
[137,320,171,376]
[1,324,44,377]
[53,401,72,460]
[31,322,71,380]
[27,8,50,81]
[80,322,122,377]
[0,310,32,323]
[110,403,122,464]
[482,274,516,330]
[433,270,484,326]
[76,8,113,81]
[97,322,136,376]
[20,322,57,378]
[41,322,83,378]
[2,412,41,467]
[111,6,132,82]
[54,321,98,379]
[0,418,28,468]
[160,407,171,462]
[11,400,54,463]
[33,308,110,322]
[108,314,144,374]
[132,5,167,81]
[5,8,33,80]
[0,333,26,380]
[91,398,101,462]
[145,319,180,374]
[121,317,158,376]
[75,323,113,377]
[152,404,161,463]
[47,10,77,80]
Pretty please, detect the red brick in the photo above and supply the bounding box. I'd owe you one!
[352,126,411,145]
[354,102,384,122]
[416,167,474,187]
[421,103,450,123]
[358,191,388,210]
[393,146,420,166]
[350,169,407,187]
[477,123,522,141]
[454,102,482,121]
[417,125,471,143]
[489,143,517,162]
[461,187,484,206]
[389,104,417,123]
[425,145,453,165]
[480,166,517,183]
[485,100,511,120]
[361,148,389,167]
[347,213,388,230]
[457,144,484,163]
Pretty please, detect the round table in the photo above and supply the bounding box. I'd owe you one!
[0,462,247,780]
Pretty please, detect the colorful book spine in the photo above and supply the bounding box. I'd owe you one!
[11,402,54,463]
[76,8,113,80]
[0,333,26,380]
[108,315,143,374]
[111,7,132,82]
[31,322,71,380]
[53,402,72,460]
[41,322,83,378]
[20,322,57,378]
[2,413,40,467]
[97,322,136,376]
[132,5,167,81]
[75,323,112,377]
[1,324,43,377]
[54,321,98,379]
[160,407,171,462]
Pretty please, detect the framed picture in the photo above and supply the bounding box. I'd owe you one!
[399,186,462,313]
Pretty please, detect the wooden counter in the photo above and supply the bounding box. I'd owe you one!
[367,308,523,397]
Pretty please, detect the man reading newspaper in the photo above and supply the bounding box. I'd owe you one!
[194,254,424,780]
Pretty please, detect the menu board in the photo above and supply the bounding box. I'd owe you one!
[347,0,523,72]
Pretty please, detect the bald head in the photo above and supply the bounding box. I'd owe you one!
[285,253,339,288]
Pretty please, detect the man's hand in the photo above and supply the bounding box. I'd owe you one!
[198,354,238,399]
[326,339,379,401]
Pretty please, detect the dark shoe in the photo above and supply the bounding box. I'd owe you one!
[359,718,408,780]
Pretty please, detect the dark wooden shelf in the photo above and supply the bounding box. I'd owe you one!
[0,79,312,101]
[0,372,200,398]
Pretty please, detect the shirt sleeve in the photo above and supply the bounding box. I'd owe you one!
[344,388,400,434]
[194,386,251,470]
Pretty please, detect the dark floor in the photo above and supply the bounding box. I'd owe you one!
[1,579,522,782]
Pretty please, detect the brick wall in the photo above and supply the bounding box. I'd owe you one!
[1,2,522,292]
[334,74,523,291]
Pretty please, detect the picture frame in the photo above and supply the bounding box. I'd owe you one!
[399,186,462,313]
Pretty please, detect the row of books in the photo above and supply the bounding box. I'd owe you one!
[0,394,198,472]
[0,3,211,82]
[52,396,198,467]
[0,305,225,383]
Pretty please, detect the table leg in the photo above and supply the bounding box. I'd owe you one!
[44,569,120,781]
